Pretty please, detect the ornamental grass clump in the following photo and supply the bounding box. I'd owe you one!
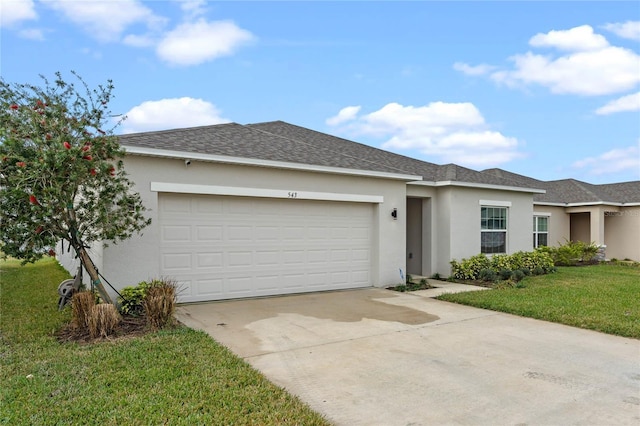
[88,303,121,338]
[143,279,177,330]
[71,290,96,330]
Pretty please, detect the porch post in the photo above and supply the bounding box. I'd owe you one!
[590,206,605,246]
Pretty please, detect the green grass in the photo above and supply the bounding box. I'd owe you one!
[0,258,329,425]
[438,263,640,339]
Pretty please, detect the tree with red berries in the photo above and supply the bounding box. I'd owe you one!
[0,71,151,304]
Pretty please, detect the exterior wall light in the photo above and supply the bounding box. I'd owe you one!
[391,208,397,219]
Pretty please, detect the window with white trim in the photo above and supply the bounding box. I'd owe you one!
[533,216,548,248]
[481,206,507,254]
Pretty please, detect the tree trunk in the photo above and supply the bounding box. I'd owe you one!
[76,246,113,304]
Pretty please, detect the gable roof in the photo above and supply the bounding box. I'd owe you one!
[119,122,414,177]
[482,168,640,205]
[120,120,541,191]
[248,121,533,188]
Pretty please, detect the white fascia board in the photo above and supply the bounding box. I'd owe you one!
[534,201,566,207]
[535,201,640,207]
[123,145,421,182]
[534,212,552,216]
[479,199,512,207]
[151,182,384,203]
[408,180,546,194]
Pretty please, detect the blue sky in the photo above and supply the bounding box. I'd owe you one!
[1,0,639,184]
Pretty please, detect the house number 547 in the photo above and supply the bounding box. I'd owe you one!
[288,192,298,198]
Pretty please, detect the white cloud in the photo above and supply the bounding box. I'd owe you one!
[326,106,361,126]
[18,28,44,40]
[572,144,640,176]
[595,92,640,115]
[529,25,609,51]
[453,62,496,76]
[174,0,208,20]
[156,19,254,66]
[328,102,524,168]
[45,0,164,42]
[0,0,37,27]
[122,97,231,133]
[122,34,155,48]
[461,25,640,97]
[603,21,640,42]
[491,45,640,96]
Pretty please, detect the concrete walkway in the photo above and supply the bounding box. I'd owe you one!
[412,278,491,298]
[176,288,640,426]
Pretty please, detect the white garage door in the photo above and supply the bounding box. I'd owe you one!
[158,193,374,302]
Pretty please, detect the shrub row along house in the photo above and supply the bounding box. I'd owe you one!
[57,121,640,303]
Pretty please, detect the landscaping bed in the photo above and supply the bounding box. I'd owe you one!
[0,258,330,425]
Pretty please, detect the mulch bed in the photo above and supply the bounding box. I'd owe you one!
[387,281,436,292]
[55,315,155,344]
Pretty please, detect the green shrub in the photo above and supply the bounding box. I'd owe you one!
[512,269,526,282]
[118,280,156,316]
[478,268,497,282]
[490,254,511,272]
[540,240,600,266]
[451,250,554,281]
[498,268,513,280]
[450,254,491,280]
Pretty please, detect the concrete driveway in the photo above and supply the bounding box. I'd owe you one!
[176,288,640,426]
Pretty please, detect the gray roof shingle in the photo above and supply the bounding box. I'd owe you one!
[248,121,528,188]
[119,122,410,176]
[121,120,531,188]
[482,168,640,204]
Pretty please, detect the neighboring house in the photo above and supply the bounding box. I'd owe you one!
[482,169,640,262]
[56,121,640,302]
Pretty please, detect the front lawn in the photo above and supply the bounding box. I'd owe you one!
[438,263,640,339]
[0,258,329,425]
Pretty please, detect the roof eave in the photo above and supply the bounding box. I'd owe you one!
[534,201,640,207]
[408,180,546,194]
[122,145,423,182]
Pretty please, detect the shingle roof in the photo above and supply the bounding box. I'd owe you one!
[119,122,410,176]
[120,120,531,188]
[482,168,640,204]
[248,121,527,187]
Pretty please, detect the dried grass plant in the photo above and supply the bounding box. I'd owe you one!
[71,291,96,330]
[88,303,121,338]
[143,279,177,330]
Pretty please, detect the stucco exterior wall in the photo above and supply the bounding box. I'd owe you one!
[430,186,534,276]
[100,155,410,298]
[605,206,640,261]
[534,205,570,247]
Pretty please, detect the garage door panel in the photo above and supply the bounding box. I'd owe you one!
[162,253,192,270]
[196,226,222,241]
[196,279,223,296]
[195,198,223,214]
[228,251,253,267]
[163,225,191,242]
[196,252,223,268]
[159,193,373,302]
[255,226,279,240]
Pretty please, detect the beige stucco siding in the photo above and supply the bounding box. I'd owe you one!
[100,155,410,298]
[605,207,640,261]
[434,187,534,275]
[534,205,570,247]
